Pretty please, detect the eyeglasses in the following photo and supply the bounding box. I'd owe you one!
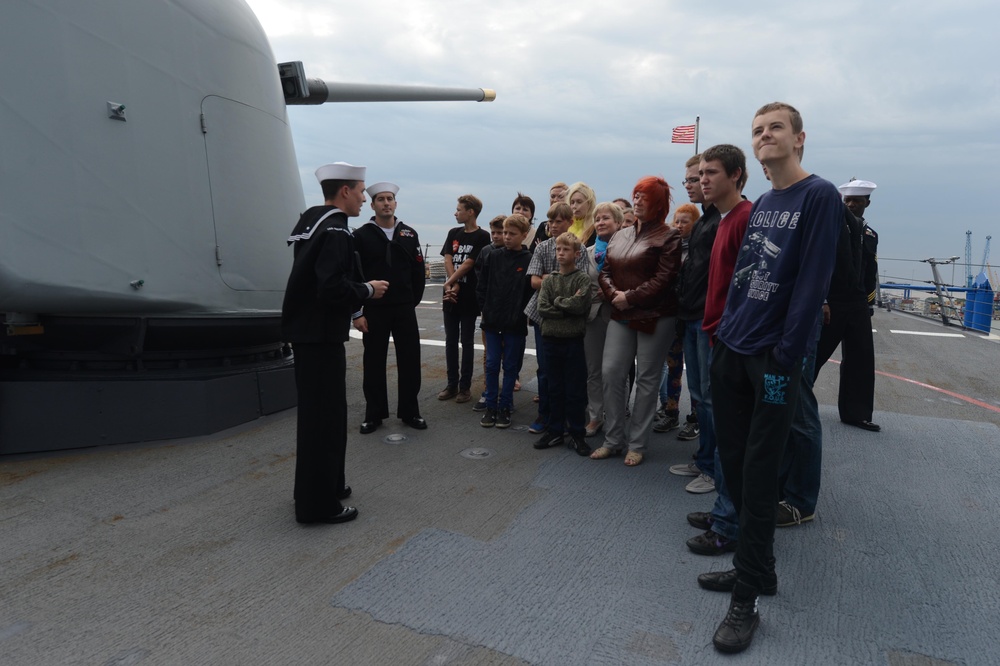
[683,177,700,185]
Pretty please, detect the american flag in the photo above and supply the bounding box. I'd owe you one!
[671,124,696,144]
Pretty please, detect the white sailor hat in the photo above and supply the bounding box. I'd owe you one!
[315,162,366,183]
[366,182,399,197]
[838,179,877,197]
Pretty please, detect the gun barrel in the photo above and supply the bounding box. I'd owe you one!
[289,79,496,105]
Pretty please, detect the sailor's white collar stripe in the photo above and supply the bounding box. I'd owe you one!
[363,218,402,228]
[287,208,345,243]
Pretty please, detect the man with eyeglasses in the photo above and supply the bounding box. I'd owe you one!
[671,153,722,492]
[530,182,569,250]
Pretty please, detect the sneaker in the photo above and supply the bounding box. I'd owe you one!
[685,473,716,494]
[528,420,547,434]
[669,462,700,477]
[533,433,564,449]
[653,414,680,433]
[687,529,737,556]
[569,435,591,457]
[472,395,488,412]
[687,511,713,530]
[455,389,472,404]
[480,409,496,428]
[776,500,814,527]
[677,421,700,441]
[437,385,458,400]
[712,587,760,654]
[495,408,511,429]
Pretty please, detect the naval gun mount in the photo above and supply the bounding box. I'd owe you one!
[0,62,494,456]
[279,61,497,105]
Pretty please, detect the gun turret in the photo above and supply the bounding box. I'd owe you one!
[0,2,496,454]
[279,61,496,105]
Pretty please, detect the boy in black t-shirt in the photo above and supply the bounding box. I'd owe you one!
[439,195,491,403]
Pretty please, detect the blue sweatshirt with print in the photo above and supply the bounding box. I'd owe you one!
[717,174,841,370]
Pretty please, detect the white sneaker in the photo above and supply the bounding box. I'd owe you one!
[669,462,700,477]
[685,473,716,494]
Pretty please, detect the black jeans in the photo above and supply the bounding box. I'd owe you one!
[443,307,478,390]
[711,341,802,593]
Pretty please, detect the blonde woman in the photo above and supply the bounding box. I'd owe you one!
[583,201,623,436]
[566,182,597,247]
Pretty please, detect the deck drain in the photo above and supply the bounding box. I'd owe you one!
[383,433,409,444]
[460,447,495,459]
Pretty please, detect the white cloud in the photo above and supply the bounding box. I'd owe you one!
[247,0,1000,282]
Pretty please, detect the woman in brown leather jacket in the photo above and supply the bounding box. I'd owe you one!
[590,176,682,466]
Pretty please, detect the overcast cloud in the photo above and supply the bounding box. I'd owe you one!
[247,0,999,288]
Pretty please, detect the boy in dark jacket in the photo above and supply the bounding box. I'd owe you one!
[472,215,509,412]
[535,232,592,456]
[476,215,533,428]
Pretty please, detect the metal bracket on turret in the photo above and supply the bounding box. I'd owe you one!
[107,102,127,121]
[4,312,44,336]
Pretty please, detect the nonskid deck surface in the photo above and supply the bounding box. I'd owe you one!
[1,308,997,665]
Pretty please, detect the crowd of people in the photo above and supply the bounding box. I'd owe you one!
[280,101,881,655]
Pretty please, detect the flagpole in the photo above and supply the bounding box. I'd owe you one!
[694,116,700,154]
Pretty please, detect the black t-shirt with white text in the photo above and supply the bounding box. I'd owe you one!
[440,226,490,313]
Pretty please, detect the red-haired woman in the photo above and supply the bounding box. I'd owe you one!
[590,176,682,466]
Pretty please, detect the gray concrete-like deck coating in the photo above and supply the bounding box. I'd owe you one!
[2,308,998,665]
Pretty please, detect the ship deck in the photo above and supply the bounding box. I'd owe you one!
[2,305,998,665]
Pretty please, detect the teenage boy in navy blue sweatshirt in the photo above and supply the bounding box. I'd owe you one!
[476,215,533,428]
[705,103,842,655]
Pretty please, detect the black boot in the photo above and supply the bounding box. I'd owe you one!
[712,580,760,653]
[698,569,777,595]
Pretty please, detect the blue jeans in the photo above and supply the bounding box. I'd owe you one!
[483,330,526,411]
[532,323,550,426]
[779,319,823,514]
[710,447,739,540]
[691,326,738,541]
[544,336,588,438]
[683,320,715,477]
[657,334,684,413]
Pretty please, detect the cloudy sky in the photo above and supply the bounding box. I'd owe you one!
[246,0,998,289]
